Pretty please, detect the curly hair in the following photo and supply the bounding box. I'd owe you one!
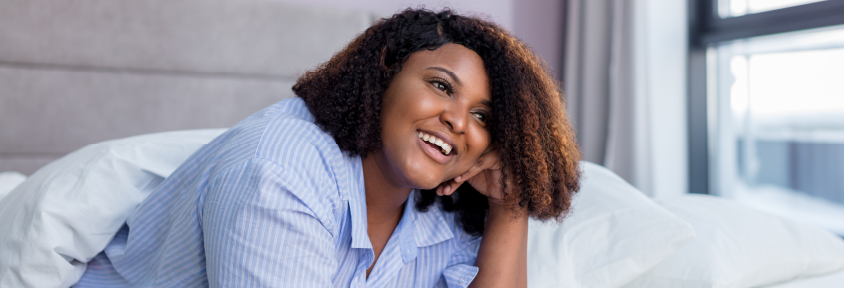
[293,8,581,236]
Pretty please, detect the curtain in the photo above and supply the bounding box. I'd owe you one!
[563,0,654,195]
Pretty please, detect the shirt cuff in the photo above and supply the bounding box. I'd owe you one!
[443,263,479,288]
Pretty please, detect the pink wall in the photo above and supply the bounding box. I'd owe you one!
[267,0,563,78]
[513,0,564,79]
[267,0,514,31]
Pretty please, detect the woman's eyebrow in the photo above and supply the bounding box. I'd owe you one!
[426,67,463,86]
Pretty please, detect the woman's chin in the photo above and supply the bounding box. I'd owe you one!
[409,174,448,191]
[414,181,441,191]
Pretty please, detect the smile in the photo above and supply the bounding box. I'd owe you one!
[416,130,457,164]
[417,131,453,155]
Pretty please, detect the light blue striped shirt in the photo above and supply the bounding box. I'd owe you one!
[75,98,481,288]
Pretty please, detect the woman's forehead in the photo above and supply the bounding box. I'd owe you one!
[405,44,483,69]
[403,44,490,90]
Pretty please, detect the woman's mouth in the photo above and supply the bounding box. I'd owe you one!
[416,130,455,164]
[417,131,453,155]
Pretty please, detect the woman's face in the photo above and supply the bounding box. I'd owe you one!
[373,43,492,190]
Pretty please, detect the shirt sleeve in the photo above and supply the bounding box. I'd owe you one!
[443,225,482,288]
[201,158,338,288]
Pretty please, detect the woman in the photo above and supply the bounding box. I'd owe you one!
[76,8,580,288]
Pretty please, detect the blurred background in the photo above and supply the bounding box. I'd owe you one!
[690,0,844,237]
[1,0,842,236]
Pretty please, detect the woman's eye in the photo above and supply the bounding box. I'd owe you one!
[473,112,488,124]
[430,78,454,94]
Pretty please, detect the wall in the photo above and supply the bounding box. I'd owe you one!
[513,0,564,79]
[263,0,564,78]
[0,0,377,175]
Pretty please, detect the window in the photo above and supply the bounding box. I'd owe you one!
[718,0,825,18]
[713,26,844,235]
[689,0,844,235]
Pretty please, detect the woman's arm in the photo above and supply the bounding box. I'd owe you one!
[469,201,528,288]
[439,149,529,288]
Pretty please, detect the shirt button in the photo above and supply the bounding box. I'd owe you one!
[460,279,466,284]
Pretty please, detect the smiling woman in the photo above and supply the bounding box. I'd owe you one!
[74,8,581,288]
[297,8,582,236]
[375,44,492,191]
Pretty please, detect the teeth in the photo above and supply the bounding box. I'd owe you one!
[417,131,453,155]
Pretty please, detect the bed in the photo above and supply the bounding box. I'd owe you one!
[2,0,843,287]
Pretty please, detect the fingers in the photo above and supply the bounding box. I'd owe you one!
[436,182,455,196]
[455,151,499,183]
[437,179,459,196]
[436,149,501,197]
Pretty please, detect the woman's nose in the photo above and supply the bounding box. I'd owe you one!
[441,104,467,134]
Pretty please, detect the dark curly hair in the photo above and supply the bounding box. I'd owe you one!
[293,8,581,236]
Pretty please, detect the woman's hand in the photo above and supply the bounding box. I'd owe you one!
[437,148,529,288]
[436,148,509,206]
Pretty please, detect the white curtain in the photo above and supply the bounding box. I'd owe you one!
[564,0,654,194]
[564,0,690,198]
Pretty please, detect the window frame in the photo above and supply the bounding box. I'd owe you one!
[686,0,844,194]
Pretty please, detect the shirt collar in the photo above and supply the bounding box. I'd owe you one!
[397,192,418,263]
[348,155,371,249]
[397,190,456,263]
[347,157,455,254]
[409,190,455,247]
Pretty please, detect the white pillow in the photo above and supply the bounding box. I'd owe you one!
[0,129,226,288]
[527,161,696,288]
[0,171,27,200]
[622,194,844,288]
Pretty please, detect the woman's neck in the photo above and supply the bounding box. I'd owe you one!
[360,154,411,278]
[360,154,412,226]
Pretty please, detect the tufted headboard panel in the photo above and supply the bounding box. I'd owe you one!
[0,0,378,174]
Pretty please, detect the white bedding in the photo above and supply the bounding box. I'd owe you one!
[0,129,226,288]
[0,171,26,200]
[762,268,844,288]
[622,194,844,288]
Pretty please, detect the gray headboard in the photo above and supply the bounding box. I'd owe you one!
[0,0,378,175]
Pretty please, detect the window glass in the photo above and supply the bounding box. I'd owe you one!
[712,25,844,235]
[718,0,824,18]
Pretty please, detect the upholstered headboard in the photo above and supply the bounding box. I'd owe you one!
[0,0,378,175]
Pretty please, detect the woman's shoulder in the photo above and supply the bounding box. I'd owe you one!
[199,98,360,222]
[217,97,349,169]
[253,98,352,176]
[199,97,359,202]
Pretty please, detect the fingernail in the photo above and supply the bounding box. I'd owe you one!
[455,176,462,182]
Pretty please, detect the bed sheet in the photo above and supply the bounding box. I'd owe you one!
[0,171,26,201]
[761,268,844,288]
